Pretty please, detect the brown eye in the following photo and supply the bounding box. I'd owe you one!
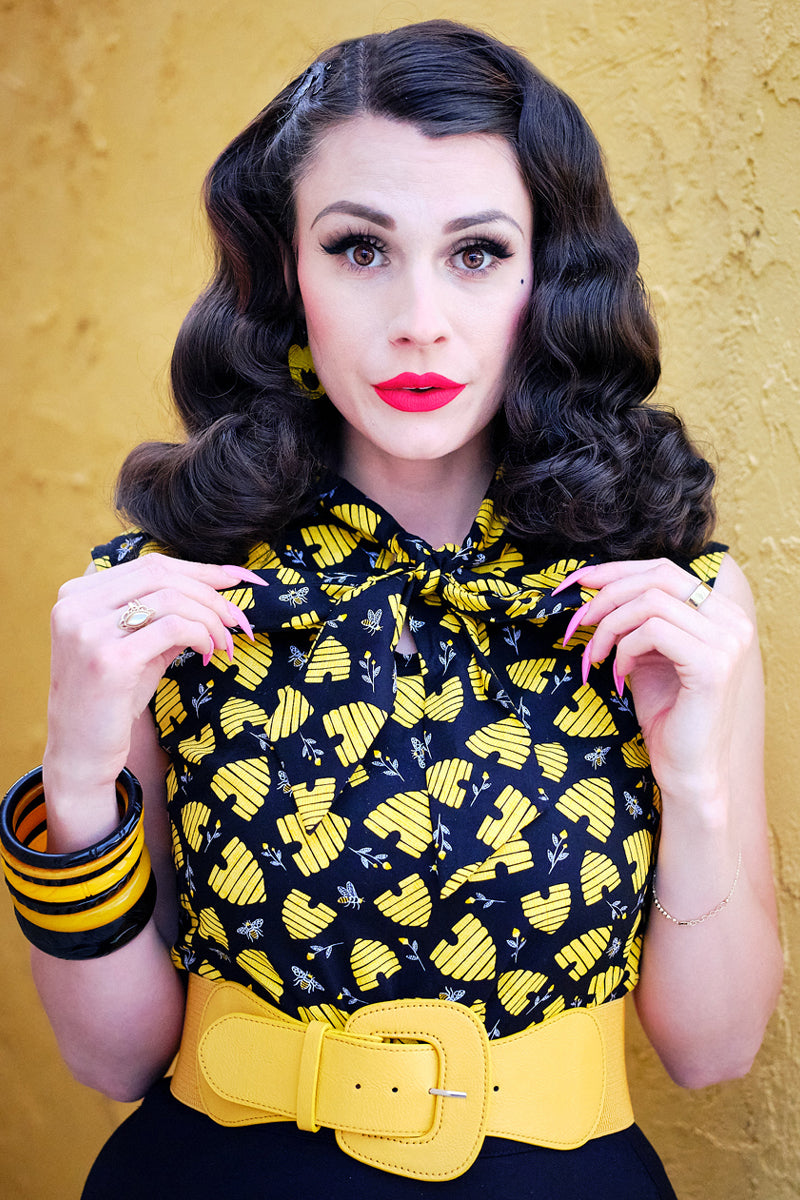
[351,243,376,267]
[461,248,487,270]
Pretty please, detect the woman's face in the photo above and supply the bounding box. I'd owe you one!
[293,115,533,479]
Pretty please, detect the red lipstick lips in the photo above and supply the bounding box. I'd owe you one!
[373,372,466,413]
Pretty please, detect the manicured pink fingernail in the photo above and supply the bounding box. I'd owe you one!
[582,639,594,685]
[202,648,213,667]
[224,629,235,664]
[231,607,255,640]
[562,606,588,647]
[222,565,268,586]
[613,657,625,696]
[552,564,594,596]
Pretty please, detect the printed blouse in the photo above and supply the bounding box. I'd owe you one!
[92,477,725,1038]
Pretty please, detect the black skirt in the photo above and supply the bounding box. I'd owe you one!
[82,1077,676,1200]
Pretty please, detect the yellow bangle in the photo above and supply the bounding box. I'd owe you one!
[651,849,742,927]
[11,848,153,931]
[1,823,145,903]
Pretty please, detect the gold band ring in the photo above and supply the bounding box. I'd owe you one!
[685,582,712,609]
[118,599,155,632]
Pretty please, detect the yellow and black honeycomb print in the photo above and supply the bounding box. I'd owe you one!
[93,477,726,1038]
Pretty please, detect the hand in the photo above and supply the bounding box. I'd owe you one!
[555,558,755,811]
[46,554,265,793]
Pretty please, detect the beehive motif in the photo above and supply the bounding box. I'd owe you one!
[521,883,572,933]
[350,939,401,991]
[178,724,216,764]
[237,949,284,1001]
[208,838,266,905]
[430,915,497,981]
[277,812,350,876]
[364,790,432,858]
[534,742,569,782]
[555,926,613,980]
[211,758,271,820]
[466,717,532,769]
[282,890,337,940]
[93,481,723,1038]
[554,686,618,738]
[498,970,550,1016]
[556,778,616,842]
[374,874,432,927]
[580,851,622,905]
[323,701,384,764]
[426,758,473,808]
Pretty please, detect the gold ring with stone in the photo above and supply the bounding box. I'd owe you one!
[118,599,155,632]
[685,582,712,610]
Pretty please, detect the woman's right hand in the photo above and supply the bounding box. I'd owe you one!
[43,553,262,846]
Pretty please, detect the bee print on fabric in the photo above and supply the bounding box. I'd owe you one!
[91,487,727,1036]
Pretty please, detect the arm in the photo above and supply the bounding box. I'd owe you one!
[561,555,782,1087]
[31,713,186,1101]
[24,553,259,1101]
[632,558,782,1086]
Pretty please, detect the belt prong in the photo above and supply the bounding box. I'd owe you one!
[428,1087,467,1099]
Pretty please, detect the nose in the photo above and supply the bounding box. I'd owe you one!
[386,267,451,347]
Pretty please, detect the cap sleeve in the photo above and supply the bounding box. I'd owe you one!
[681,541,728,588]
[91,531,161,571]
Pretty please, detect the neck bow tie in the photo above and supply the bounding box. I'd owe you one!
[235,478,592,838]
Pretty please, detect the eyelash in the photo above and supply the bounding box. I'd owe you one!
[320,229,514,275]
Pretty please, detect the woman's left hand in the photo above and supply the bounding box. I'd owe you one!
[555,557,755,811]
[554,556,782,1087]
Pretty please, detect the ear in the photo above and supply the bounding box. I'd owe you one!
[279,237,303,316]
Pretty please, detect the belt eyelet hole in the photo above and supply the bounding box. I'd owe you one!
[355,1083,361,1089]
[392,1086,398,1093]
[493,1085,500,1092]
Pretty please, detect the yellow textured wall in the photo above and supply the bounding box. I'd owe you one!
[1,2,797,1196]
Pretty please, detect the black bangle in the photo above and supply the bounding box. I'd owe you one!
[0,766,142,870]
[1,766,157,958]
[13,869,158,959]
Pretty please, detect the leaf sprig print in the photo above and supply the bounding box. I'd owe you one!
[371,751,404,780]
[433,814,452,858]
[307,942,344,961]
[470,772,490,806]
[261,844,286,869]
[348,846,391,870]
[503,624,521,654]
[507,927,526,962]
[547,830,569,874]
[360,651,381,691]
[467,892,506,910]
[399,938,426,970]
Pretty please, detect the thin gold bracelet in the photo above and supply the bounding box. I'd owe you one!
[651,849,742,927]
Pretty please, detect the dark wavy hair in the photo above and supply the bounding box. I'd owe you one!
[116,19,715,562]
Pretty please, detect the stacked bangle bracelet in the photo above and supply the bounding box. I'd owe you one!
[0,766,156,959]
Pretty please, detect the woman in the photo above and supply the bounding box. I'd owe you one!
[1,20,781,1198]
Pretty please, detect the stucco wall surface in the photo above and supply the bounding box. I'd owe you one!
[1,2,797,1197]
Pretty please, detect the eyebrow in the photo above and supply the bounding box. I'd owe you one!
[310,202,524,236]
[311,202,395,229]
[444,209,524,236]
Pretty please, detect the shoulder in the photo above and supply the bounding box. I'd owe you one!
[680,541,758,627]
[712,554,757,617]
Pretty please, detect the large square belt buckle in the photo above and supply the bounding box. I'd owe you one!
[336,998,491,1182]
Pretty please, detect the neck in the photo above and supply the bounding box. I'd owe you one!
[339,437,495,548]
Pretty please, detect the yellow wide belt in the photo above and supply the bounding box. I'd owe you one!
[171,974,634,1182]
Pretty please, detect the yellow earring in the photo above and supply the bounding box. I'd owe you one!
[288,343,326,398]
